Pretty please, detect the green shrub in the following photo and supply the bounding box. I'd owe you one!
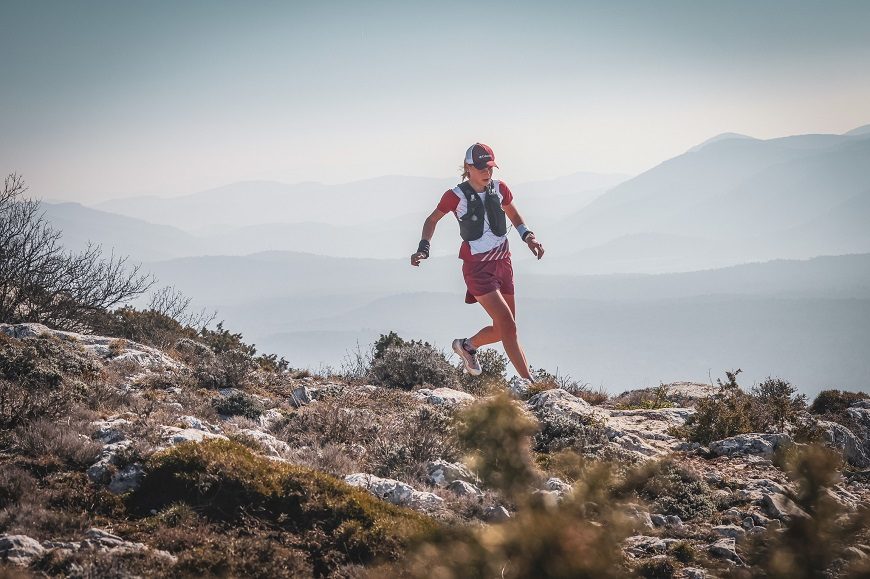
[623,459,714,522]
[0,335,100,429]
[130,439,436,572]
[533,407,608,456]
[636,557,678,579]
[369,340,457,390]
[678,370,754,445]
[456,394,540,500]
[213,391,264,419]
[613,384,674,410]
[733,445,870,579]
[751,377,807,432]
[373,331,406,360]
[809,389,869,417]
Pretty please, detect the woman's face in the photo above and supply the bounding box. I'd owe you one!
[466,164,494,190]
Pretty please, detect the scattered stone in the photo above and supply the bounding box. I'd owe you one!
[762,493,809,521]
[237,428,290,457]
[91,418,131,443]
[344,473,444,511]
[426,459,477,487]
[484,505,511,522]
[0,534,45,565]
[665,515,684,528]
[712,525,746,541]
[624,535,668,556]
[681,567,707,578]
[817,420,870,467]
[290,385,313,407]
[651,514,667,527]
[108,463,145,494]
[545,477,573,496]
[87,440,133,484]
[708,537,741,562]
[160,426,228,447]
[722,508,742,520]
[710,434,792,458]
[741,516,755,530]
[750,512,771,527]
[447,480,483,499]
[625,505,654,530]
[415,387,475,406]
[258,408,285,430]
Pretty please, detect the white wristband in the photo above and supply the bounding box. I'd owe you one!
[517,224,530,239]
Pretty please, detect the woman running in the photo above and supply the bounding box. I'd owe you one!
[411,143,544,383]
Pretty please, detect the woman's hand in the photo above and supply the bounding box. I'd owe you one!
[411,251,428,266]
[526,234,544,259]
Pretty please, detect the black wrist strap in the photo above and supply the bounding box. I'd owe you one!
[521,230,534,242]
[417,239,430,257]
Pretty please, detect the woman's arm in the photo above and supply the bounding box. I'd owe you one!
[411,209,446,266]
[503,202,545,260]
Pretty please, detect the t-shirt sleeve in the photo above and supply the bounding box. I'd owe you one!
[499,181,514,205]
[436,190,459,213]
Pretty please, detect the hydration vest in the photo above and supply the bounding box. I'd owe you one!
[456,181,508,241]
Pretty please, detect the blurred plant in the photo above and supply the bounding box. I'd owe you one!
[731,445,870,579]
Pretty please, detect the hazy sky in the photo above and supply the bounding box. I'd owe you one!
[2,0,869,201]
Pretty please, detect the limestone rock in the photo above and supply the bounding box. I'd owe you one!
[160,426,228,447]
[712,525,746,541]
[426,459,477,487]
[708,537,741,562]
[108,463,144,494]
[237,428,291,457]
[415,387,475,406]
[624,535,668,556]
[344,473,444,511]
[817,419,870,467]
[484,505,511,522]
[762,492,809,521]
[710,433,792,458]
[447,480,483,499]
[0,534,45,565]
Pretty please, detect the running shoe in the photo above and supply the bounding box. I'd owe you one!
[452,338,482,376]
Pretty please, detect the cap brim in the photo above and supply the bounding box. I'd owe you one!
[473,161,498,169]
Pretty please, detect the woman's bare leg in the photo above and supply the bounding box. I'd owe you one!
[473,291,532,379]
[468,293,516,347]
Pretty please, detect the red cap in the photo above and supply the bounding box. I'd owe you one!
[465,143,499,170]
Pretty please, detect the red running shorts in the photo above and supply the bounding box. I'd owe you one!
[462,258,515,304]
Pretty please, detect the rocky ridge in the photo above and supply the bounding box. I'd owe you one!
[1,322,869,578]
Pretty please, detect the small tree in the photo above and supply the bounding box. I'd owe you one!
[0,174,153,330]
[752,377,807,432]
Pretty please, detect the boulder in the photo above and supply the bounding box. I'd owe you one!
[426,459,477,487]
[415,387,475,406]
[237,429,291,457]
[484,505,511,522]
[817,420,870,467]
[762,493,809,521]
[0,534,45,565]
[108,463,145,494]
[712,525,746,541]
[160,426,228,447]
[527,389,603,422]
[708,537,741,562]
[545,477,573,496]
[710,434,792,458]
[344,473,444,511]
[623,535,668,556]
[447,480,483,499]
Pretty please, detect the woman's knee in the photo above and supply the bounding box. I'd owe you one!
[494,316,517,338]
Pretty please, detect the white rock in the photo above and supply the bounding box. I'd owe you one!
[87,440,133,484]
[0,534,45,565]
[817,420,870,467]
[708,537,741,562]
[344,473,444,512]
[623,535,668,555]
[91,418,131,443]
[237,428,291,457]
[108,463,145,494]
[484,505,511,522]
[426,459,477,487]
[710,433,792,458]
[545,477,572,496]
[160,426,228,447]
[712,525,746,541]
[415,387,475,406]
[258,408,285,430]
[447,480,484,498]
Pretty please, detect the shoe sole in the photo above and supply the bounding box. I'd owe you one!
[452,339,482,376]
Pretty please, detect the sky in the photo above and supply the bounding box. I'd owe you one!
[2,0,870,202]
